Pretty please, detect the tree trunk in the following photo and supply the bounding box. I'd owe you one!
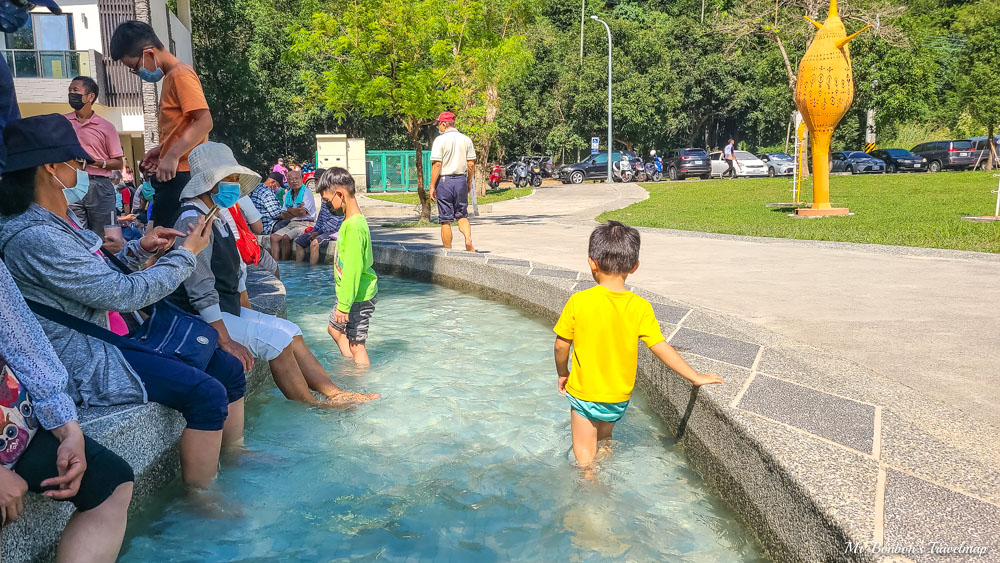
[407,120,431,222]
[475,138,490,197]
[987,123,996,172]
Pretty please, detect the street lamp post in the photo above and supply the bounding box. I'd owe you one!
[591,15,612,183]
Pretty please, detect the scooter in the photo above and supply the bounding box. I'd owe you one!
[527,159,544,187]
[488,164,502,189]
[632,157,649,182]
[612,156,634,182]
[511,161,530,188]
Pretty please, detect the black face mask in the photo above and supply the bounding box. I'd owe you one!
[68,93,87,111]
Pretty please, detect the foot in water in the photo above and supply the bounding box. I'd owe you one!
[185,488,245,520]
[321,390,380,407]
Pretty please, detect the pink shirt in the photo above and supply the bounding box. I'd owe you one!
[63,112,124,177]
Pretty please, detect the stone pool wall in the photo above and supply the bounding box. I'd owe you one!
[1,269,286,563]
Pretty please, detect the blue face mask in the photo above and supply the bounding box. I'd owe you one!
[141,181,155,200]
[0,1,30,34]
[54,164,91,205]
[137,50,165,83]
[212,181,241,209]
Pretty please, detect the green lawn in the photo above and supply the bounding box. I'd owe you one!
[367,187,532,205]
[599,171,1000,253]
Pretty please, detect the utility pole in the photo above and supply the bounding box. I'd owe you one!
[591,15,613,183]
[579,0,585,64]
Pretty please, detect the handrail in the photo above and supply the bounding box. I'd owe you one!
[1,49,89,79]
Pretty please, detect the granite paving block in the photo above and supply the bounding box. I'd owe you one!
[668,327,760,368]
[738,375,875,454]
[650,301,690,324]
[528,268,580,280]
[487,258,531,267]
[883,469,1000,563]
[446,251,487,258]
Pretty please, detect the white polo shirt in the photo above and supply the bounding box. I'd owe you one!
[430,128,477,175]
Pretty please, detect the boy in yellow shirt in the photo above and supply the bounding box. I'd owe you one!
[554,221,724,469]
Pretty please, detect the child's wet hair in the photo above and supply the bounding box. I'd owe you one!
[588,221,640,274]
[317,167,355,195]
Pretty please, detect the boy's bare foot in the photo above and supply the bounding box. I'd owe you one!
[465,239,475,252]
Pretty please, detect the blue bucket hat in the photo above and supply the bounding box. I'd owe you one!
[2,114,93,173]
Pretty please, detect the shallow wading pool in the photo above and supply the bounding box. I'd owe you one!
[120,265,764,561]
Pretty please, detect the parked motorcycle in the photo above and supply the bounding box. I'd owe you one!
[527,159,544,187]
[511,161,530,188]
[488,164,502,189]
[612,155,634,182]
[632,157,649,182]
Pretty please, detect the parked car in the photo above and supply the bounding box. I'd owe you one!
[558,151,635,184]
[910,140,976,172]
[759,153,796,176]
[302,163,318,190]
[831,151,885,174]
[967,135,1000,168]
[869,149,927,173]
[709,150,769,178]
[662,148,711,180]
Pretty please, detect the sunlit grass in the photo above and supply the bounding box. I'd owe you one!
[599,171,1000,253]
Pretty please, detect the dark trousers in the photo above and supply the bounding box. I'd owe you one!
[14,430,133,512]
[120,347,246,432]
[724,159,736,178]
[150,171,191,228]
[68,176,116,236]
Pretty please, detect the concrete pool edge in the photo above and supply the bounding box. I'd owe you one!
[369,242,1000,563]
[1,268,286,563]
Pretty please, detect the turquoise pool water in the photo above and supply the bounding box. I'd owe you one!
[120,264,764,561]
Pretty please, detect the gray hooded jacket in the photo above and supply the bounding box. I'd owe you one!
[0,204,197,408]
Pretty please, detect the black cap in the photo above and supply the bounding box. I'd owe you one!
[3,114,93,172]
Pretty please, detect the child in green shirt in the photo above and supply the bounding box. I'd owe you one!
[318,168,378,365]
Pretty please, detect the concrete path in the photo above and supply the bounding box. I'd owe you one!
[371,182,1000,428]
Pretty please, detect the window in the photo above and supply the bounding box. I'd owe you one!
[711,153,720,161]
[2,13,75,78]
[593,153,608,165]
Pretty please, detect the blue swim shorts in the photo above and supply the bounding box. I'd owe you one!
[567,393,630,423]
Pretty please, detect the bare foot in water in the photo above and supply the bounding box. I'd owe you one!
[321,391,380,407]
[186,488,244,520]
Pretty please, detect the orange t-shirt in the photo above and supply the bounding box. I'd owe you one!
[158,64,210,172]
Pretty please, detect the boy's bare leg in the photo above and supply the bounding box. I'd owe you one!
[309,239,321,265]
[440,222,453,248]
[457,218,474,252]
[327,324,353,357]
[350,341,370,366]
[294,243,306,262]
[596,421,615,460]
[570,410,599,470]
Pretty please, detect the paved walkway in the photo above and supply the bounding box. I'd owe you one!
[370,182,1000,428]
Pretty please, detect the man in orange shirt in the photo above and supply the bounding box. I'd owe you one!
[109,21,213,228]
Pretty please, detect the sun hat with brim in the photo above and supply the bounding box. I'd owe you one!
[3,114,93,173]
[181,142,261,200]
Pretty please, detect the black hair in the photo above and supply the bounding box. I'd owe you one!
[317,167,355,195]
[266,172,284,184]
[0,167,39,216]
[588,220,640,274]
[109,21,164,61]
[71,75,99,98]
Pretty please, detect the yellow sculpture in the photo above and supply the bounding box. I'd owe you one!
[793,0,870,216]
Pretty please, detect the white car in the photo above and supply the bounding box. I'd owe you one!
[709,151,769,178]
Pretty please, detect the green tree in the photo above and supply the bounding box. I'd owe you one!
[954,0,1000,169]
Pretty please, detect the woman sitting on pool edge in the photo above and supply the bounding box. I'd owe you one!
[168,142,378,407]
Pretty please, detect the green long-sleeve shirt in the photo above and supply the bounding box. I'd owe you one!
[334,214,378,312]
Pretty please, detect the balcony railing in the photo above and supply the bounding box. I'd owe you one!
[1,49,89,79]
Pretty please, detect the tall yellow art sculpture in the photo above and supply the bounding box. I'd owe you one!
[794,0,870,216]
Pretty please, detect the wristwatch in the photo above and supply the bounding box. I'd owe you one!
[101,160,107,169]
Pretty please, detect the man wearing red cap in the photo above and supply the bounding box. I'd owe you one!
[429,111,476,251]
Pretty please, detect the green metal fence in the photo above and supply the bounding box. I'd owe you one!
[366,150,432,192]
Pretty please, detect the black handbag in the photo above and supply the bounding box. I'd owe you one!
[25,249,219,371]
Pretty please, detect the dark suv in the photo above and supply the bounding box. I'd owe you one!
[662,148,711,180]
[910,140,976,172]
[558,151,634,184]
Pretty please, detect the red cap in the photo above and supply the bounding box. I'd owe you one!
[436,111,456,123]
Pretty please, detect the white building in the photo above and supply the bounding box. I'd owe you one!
[1,0,194,171]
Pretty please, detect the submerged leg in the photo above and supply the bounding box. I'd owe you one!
[570,409,599,469]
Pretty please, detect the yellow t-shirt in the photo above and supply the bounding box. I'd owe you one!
[553,286,666,403]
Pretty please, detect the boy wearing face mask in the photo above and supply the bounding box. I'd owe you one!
[110,20,213,229]
[62,76,123,238]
